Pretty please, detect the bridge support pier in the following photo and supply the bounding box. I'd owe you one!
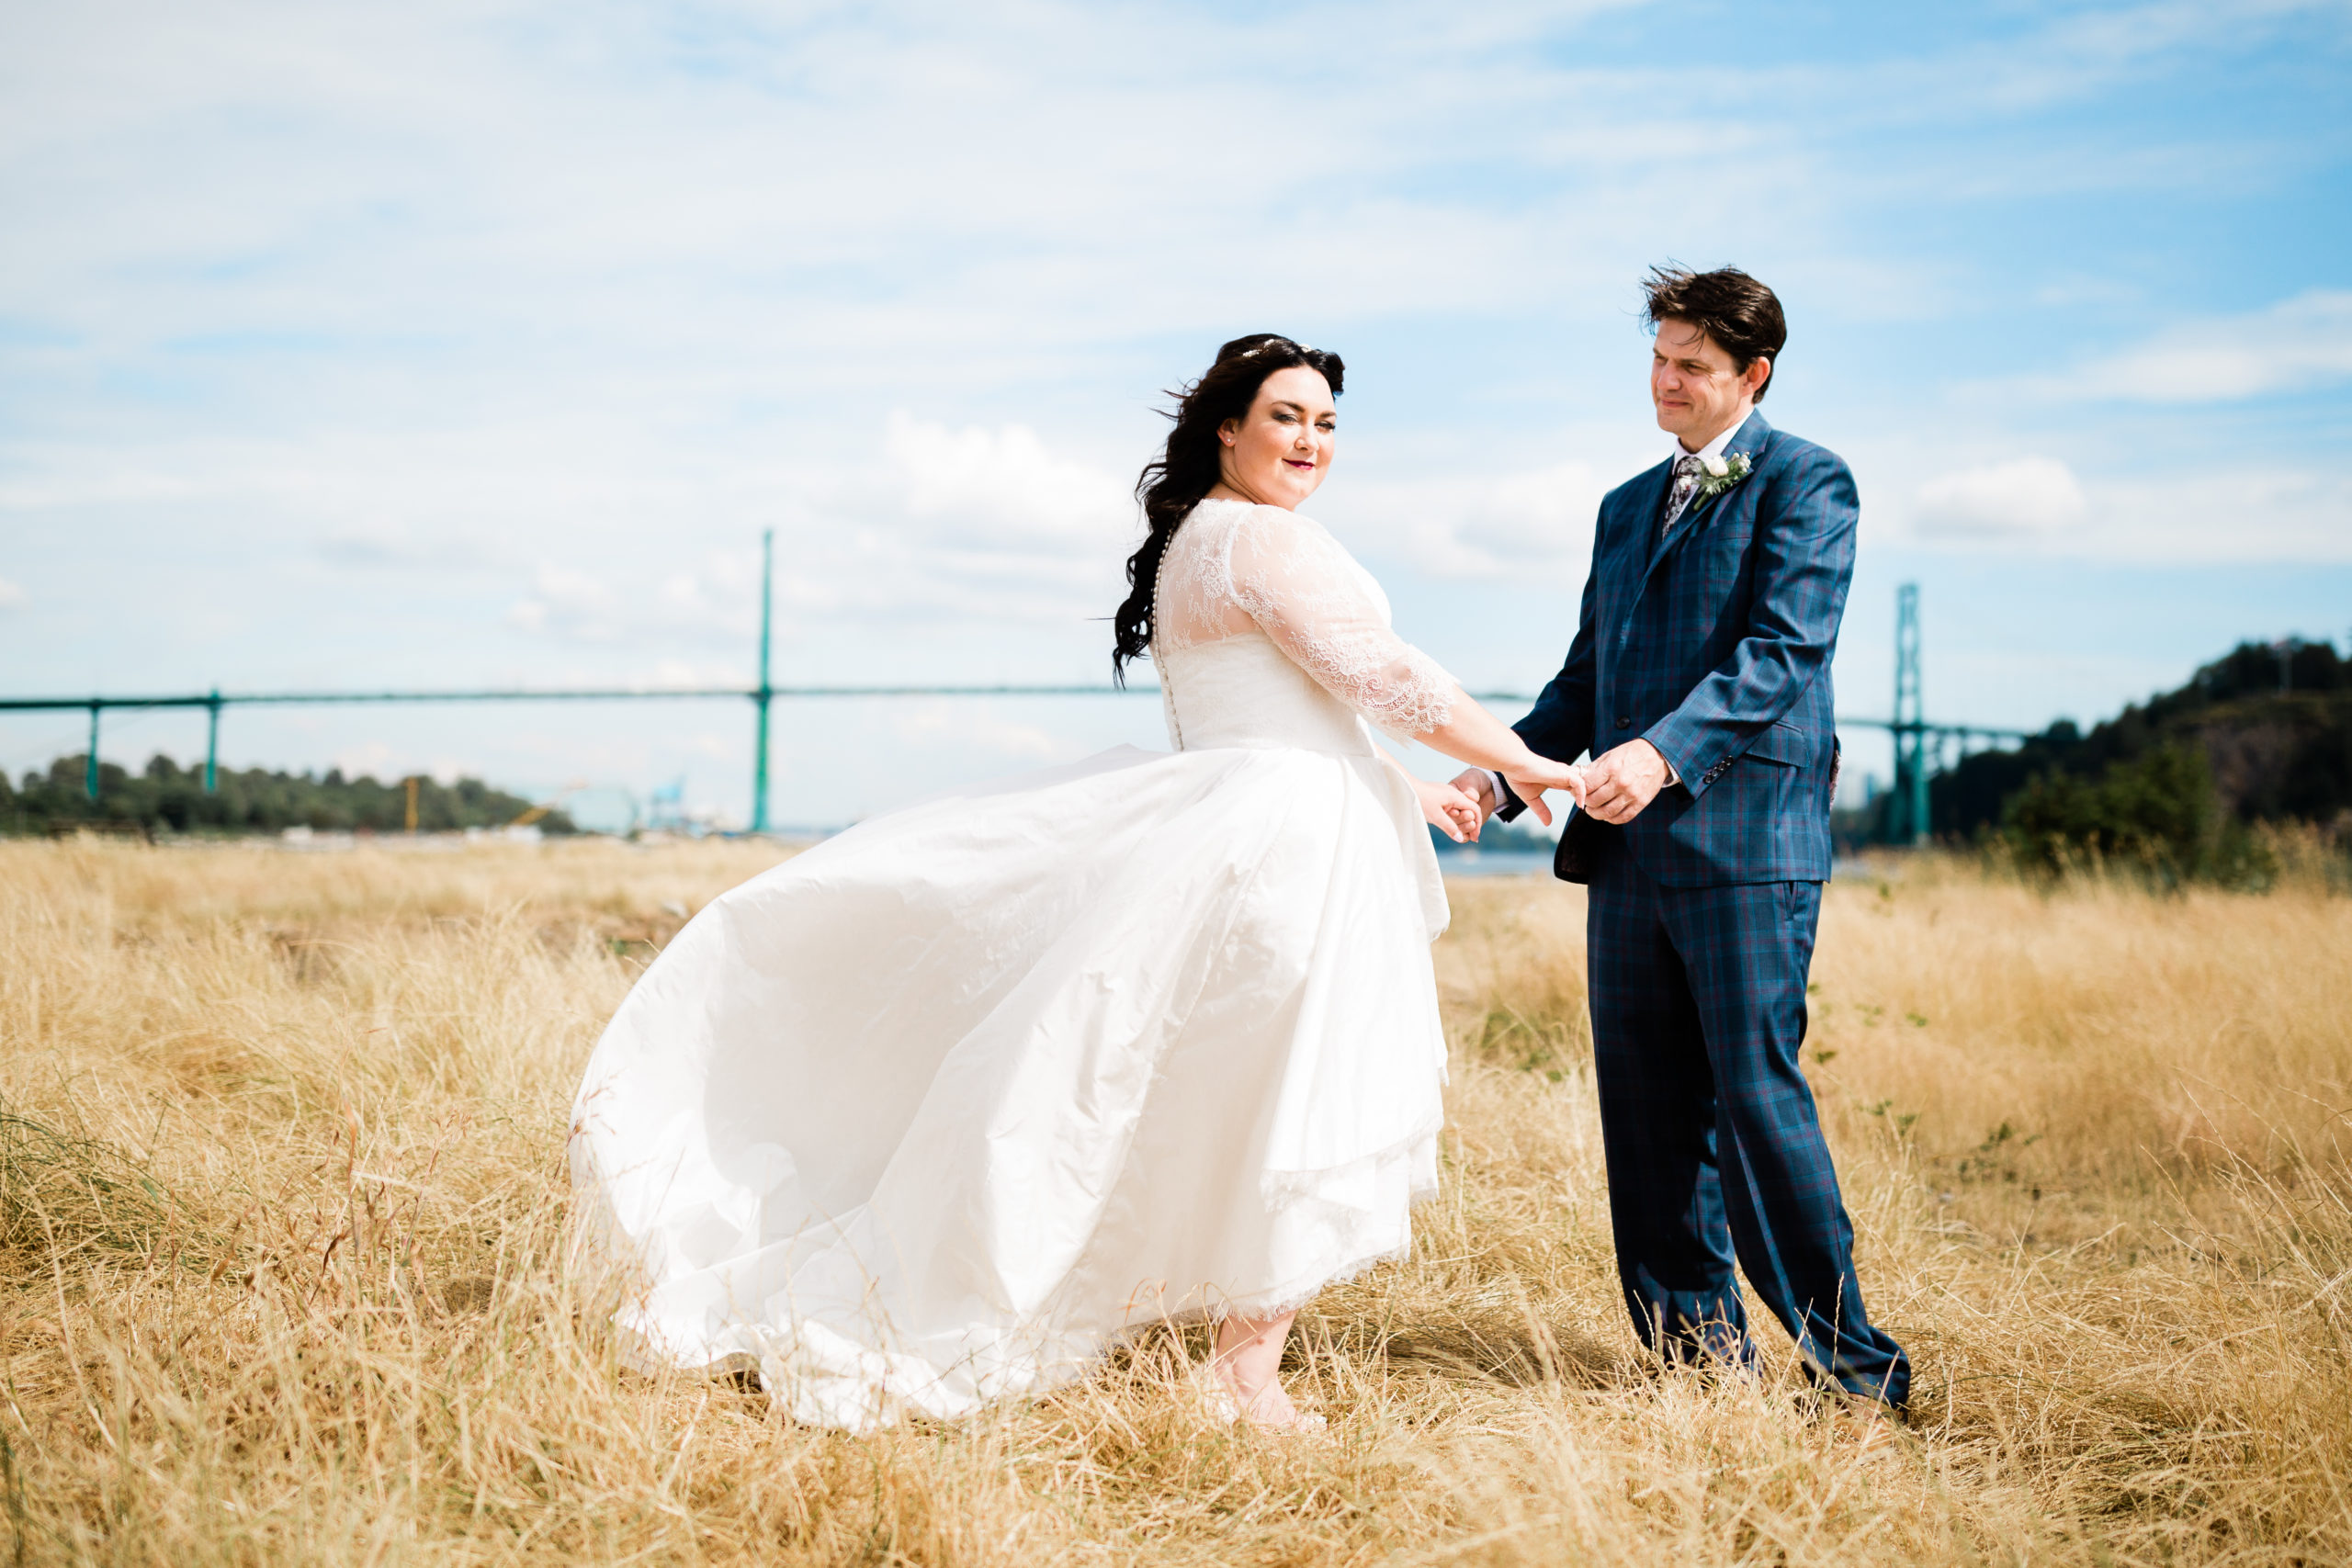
[751,528,775,835]
[1889,582,1929,845]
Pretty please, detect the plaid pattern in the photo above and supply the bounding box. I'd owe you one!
[1505,410,1855,887]
[1500,412,1905,1406]
[1586,849,1911,1407]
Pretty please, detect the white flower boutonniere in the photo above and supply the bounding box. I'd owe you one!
[1695,452,1753,501]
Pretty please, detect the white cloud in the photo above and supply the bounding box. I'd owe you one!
[503,558,770,655]
[1,0,2346,821]
[0,575,26,610]
[885,413,1132,548]
[505,565,625,640]
[2055,289,2352,403]
[2075,466,2352,562]
[889,701,1074,763]
[1336,416,1673,581]
[475,412,1133,652]
[1364,460,1611,581]
[1913,457,2088,536]
[1866,445,2352,562]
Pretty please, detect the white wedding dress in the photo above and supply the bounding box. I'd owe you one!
[569,498,1461,1430]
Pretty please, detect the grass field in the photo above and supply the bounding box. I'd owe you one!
[2,838,2346,1565]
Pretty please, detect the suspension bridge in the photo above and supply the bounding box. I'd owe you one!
[2,534,2012,844]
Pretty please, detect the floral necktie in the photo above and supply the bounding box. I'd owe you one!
[1662,453,1702,541]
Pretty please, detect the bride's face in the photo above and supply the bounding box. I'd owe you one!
[1215,366,1336,510]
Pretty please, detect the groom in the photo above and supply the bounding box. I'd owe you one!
[1458,266,1909,1413]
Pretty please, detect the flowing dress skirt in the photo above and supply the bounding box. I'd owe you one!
[569,740,1449,1429]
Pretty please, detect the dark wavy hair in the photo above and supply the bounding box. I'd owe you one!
[1110,333,1345,682]
[1641,265,1786,401]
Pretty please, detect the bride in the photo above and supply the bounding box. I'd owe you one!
[569,334,1582,1431]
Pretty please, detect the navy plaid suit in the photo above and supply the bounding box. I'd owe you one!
[1498,409,1909,1408]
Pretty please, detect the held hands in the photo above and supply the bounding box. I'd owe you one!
[1411,776,1484,843]
[1451,768,1500,822]
[1453,741,1670,828]
[1502,756,1585,827]
[1453,758,1587,829]
[1578,739,1671,824]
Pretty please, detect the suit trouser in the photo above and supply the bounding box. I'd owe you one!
[1585,844,1910,1408]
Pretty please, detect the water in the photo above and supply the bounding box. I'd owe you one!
[1432,846,1556,878]
[1439,850,1897,881]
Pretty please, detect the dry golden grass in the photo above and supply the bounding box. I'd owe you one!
[1,837,2346,1565]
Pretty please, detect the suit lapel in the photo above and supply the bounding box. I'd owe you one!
[1614,457,1676,584]
[1644,408,1772,577]
[1599,460,1675,672]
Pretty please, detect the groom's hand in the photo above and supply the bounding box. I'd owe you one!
[1449,767,1498,827]
[1581,739,1671,824]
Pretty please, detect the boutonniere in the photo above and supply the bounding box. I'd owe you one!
[1694,452,1753,501]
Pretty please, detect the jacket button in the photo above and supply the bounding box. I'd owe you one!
[1615,717,1632,730]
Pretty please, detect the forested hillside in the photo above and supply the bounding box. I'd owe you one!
[0,752,576,837]
[1931,639,2349,834]
[1860,638,2352,881]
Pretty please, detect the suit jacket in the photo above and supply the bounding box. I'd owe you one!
[1500,409,1854,886]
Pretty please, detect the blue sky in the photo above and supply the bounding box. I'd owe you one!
[3,0,2347,827]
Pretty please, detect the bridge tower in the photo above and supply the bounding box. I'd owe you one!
[1888,581,1928,845]
[751,527,775,834]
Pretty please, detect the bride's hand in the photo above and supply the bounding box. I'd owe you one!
[1412,777,1483,843]
[1500,757,1585,828]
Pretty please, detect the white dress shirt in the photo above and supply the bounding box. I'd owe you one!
[1660,420,1741,531]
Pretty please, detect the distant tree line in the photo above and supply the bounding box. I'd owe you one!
[1436,818,1556,857]
[1842,638,2350,884]
[0,752,578,837]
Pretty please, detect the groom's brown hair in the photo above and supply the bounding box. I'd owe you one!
[1642,265,1787,402]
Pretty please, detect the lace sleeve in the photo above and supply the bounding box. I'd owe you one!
[1223,506,1458,739]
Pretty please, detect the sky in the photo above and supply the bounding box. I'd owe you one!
[3,0,2348,829]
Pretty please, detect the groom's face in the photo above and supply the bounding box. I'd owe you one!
[1650,319,1765,446]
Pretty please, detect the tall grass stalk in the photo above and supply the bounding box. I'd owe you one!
[2,839,2346,1563]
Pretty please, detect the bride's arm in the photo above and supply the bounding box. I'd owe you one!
[1409,688,1582,826]
[1226,509,1584,824]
